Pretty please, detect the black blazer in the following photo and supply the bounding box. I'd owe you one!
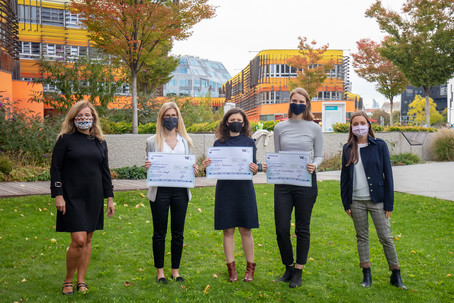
[340,136,394,211]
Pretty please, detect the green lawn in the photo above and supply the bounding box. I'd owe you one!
[0,181,453,302]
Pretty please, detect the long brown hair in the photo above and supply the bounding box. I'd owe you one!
[58,100,104,141]
[155,101,193,152]
[288,87,314,121]
[215,108,252,143]
[346,111,375,166]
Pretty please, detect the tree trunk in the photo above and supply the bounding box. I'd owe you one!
[424,86,430,127]
[389,96,394,126]
[131,71,138,134]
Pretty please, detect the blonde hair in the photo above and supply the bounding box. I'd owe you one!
[58,100,105,141]
[155,101,193,151]
[288,87,314,121]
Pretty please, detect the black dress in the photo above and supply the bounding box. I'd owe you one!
[214,134,259,230]
[50,131,114,232]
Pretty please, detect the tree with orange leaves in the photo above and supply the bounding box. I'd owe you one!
[352,38,407,126]
[287,36,334,99]
[71,0,215,133]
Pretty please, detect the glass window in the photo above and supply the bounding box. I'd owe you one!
[178,67,188,74]
[41,7,64,25]
[180,58,188,64]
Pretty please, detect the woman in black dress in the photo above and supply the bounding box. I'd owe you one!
[202,108,259,282]
[51,100,114,295]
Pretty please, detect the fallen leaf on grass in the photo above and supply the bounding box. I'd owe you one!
[38,208,42,212]
[137,268,144,272]
[43,208,48,211]
[410,250,416,254]
[309,257,314,261]
[140,193,146,198]
[123,204,128,207]
[136,204,140,208]
[181,285,186,289]
[124,281,131,287]
[258,244,262,247]
[25,238,29,241]
[447,274,451,277]
[146,220,150,223]
[291,223,295,226]
[50,239,57,243]
[21,278,26,283]
[213,274,218,278]
[197,208,202,212]
[204,285,210,294]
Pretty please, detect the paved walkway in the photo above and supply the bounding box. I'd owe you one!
[1,162,453,201]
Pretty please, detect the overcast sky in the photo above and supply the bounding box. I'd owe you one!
[172,0,406,107]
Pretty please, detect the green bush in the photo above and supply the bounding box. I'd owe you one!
[0,101,62,165]
[0,154,13,175]
[390,153,423,166]
[112,165,147,179]
[138,122,156,134]
[318,153,342,172]
[385,125,437,132]
[9,166,50,181]
[431,128,454,161]
[332,122,350,133]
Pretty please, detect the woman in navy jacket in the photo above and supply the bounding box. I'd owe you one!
[340,111,406,289]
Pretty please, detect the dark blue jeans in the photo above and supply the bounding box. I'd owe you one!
[150,187,188,269]
[274,180,317,266]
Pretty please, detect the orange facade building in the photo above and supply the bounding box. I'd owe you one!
[221,49,363,123]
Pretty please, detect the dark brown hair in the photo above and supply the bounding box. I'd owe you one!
[346,111,375,166]
[215,108,252,143]
[288,87,314,121]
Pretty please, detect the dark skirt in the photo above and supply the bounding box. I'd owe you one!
[214,179,259,230]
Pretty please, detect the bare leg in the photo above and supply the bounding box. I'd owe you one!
[238,227,254,263]
[63,232,88,292]
[156,268,165,279]
[223,228,235,263]
[76,232,93,291]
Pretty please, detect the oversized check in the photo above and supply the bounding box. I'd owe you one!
[206,146,253,180]
[147,153,195,188]
[266,152,312,187]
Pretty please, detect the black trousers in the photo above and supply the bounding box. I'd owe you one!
[150,187,188,269]
[274,180,317,266]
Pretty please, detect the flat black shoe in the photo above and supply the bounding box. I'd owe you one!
[361,268,372,287]
[289,268,302,288]
[157,277,168,284]
[277,265,294,283]
[390,269,407,290]
[171,275,185,282]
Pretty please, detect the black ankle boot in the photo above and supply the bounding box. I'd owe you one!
[289,268,302,288]
[390,269,407,290]
[277,265,294,282]
[361,268,372,287]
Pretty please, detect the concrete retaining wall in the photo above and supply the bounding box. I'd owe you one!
[105,132,435,168]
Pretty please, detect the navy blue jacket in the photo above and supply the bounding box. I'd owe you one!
[340,136,394,211]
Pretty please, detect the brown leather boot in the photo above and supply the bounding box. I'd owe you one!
[243,262,256,282]
[226,261,238,282]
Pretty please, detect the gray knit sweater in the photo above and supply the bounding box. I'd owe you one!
[273,118,323,168]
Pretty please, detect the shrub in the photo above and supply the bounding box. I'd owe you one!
[0,154,13,175]
[385,125,437,132]
[332,122,349,133]
[9,166,50,181]
[112,165,147,179]
[318,153,342,172]
[138,122,156,134]
[390,153,423,166]
[0,101,62,165]
[431,128,454,161]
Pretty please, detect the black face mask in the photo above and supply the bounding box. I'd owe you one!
[290,103,307,115]
[162,117,178,131]
[228,122,243,133]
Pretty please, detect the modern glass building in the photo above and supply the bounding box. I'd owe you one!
[162,55,231,98]
[400,84,448,123]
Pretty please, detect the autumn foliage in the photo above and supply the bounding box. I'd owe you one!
[352,38,407,125]
[287,36,334,99]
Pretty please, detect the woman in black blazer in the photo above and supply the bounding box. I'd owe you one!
[340,111,406,290]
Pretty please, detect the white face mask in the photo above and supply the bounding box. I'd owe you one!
[352,124,369,137]
[74,116,93,130]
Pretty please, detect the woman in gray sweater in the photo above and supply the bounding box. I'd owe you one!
[271,87,323,288]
